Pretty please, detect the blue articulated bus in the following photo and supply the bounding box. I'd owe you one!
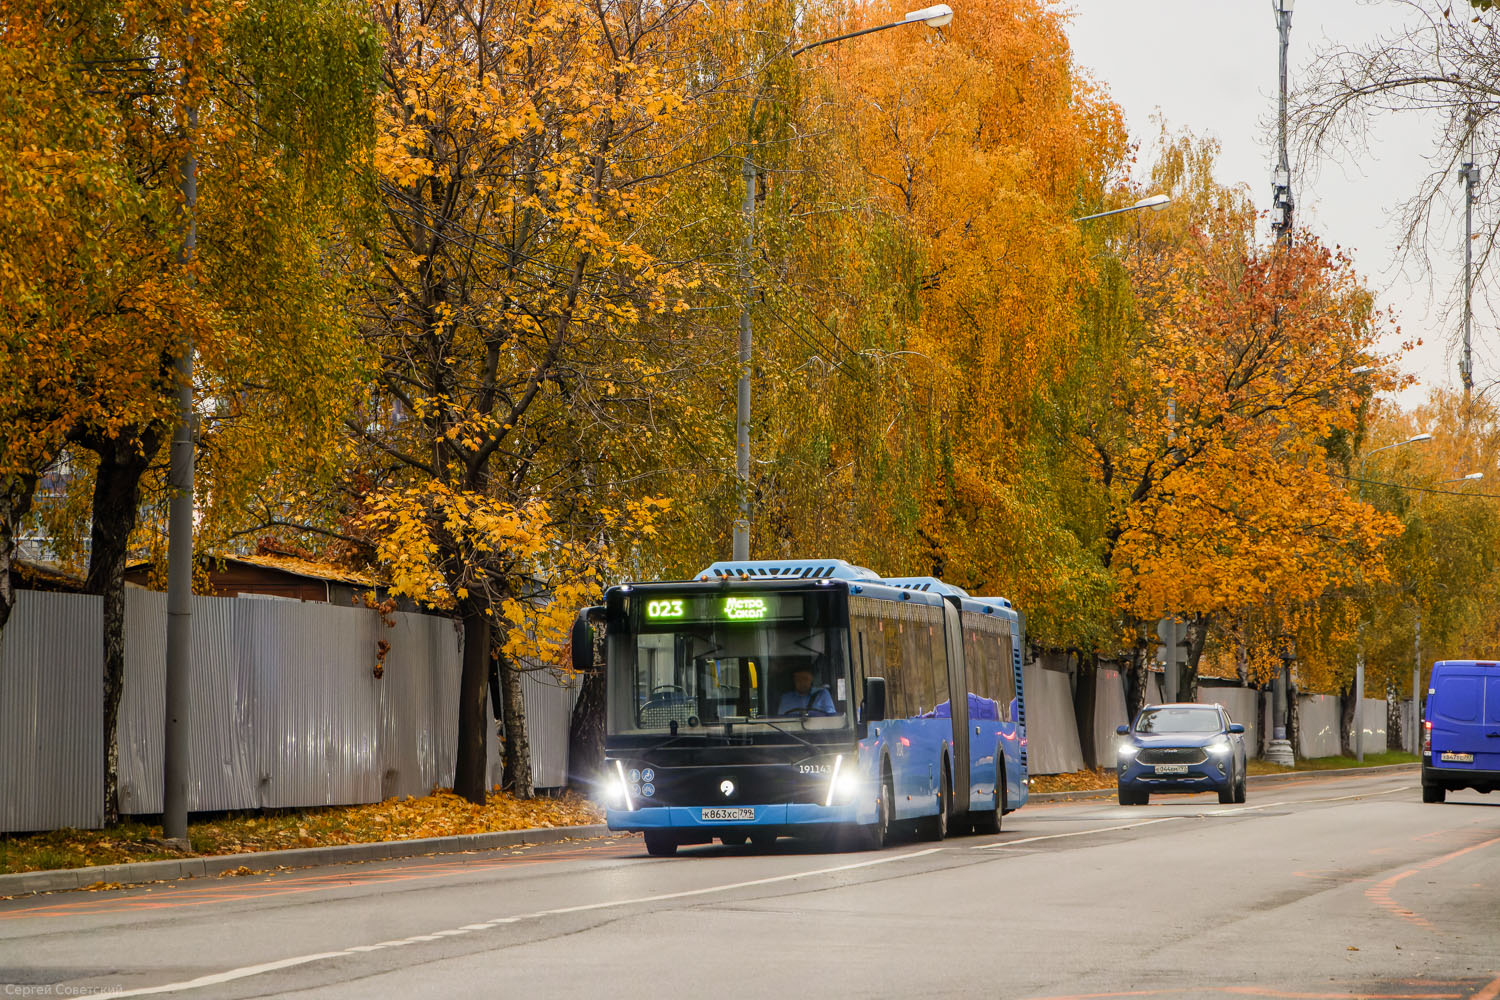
[576,558,1028,856]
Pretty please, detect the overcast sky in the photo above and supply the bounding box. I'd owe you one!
[1064,0,1473,410]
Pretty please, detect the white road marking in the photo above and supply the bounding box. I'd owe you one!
[87,847,944,997]
[973,783,1418,849]
[971,817,1181,849]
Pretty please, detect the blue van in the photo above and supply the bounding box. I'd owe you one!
[1422,660,1500,802]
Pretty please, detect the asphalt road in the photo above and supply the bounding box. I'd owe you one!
[2,769,1497,999]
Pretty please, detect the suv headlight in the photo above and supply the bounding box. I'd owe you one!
[1117,743,1139,759]
[1208,738,1232,756]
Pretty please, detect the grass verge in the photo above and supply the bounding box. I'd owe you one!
[0,790,602,876]
[1245,749,1418,776]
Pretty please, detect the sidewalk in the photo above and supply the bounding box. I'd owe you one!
[1,762,1420,898]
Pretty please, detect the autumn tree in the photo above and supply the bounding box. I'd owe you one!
[352,0,711,802]
[0,0,378,823]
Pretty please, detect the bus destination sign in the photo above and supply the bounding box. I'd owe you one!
[642,593,801,624]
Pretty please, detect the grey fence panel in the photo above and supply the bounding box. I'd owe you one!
[6,591,584,830]
[119,589,166,815]
[188,596,258,812]
[1197,688,1259,756]
[0,592,103,831]
[518,666,577,789]
[378,611,461,799]
[1088,667,1129,769]
[1298,694,1341,758]
[1360,699,1387,753]
[1021,661,1084,775]
[249,600,383,809]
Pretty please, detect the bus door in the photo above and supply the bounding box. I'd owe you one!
[941,599,969,816]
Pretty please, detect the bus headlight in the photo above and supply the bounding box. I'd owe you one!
[828,758,864,803]
[607,760,634,809]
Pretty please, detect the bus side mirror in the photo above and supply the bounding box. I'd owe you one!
[864,677,887,723]
[571,606,602,673]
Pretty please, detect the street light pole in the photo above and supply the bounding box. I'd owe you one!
[1353,431,1434,762]
[733,4,955,561]
[1272,0,1294,246]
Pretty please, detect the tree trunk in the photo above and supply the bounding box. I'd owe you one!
[1181,613,1210,704]
[1073,653,1099,769]
[1124,647,1149,721]
[76,425,164,826]
[1287,678,1301,757]
[0,472,39,635]
[1235,625,1248,686]
[454,603,491,804]
[497,648,534,799]
[567,624,606,794]
[1385,679,1401,752]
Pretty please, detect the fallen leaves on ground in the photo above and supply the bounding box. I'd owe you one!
[0,789,602,876]
[1028,769,1116,794]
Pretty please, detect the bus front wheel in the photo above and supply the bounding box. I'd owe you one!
[644,830,678,857]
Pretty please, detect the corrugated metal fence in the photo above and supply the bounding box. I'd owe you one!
[0,590,577,833]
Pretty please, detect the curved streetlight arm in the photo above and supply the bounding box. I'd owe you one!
[1074,194,1172,223]
[1358,434,1435,493]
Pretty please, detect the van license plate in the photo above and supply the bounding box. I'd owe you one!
[1440,752,1474,763]
[1153,764,1189,774]
[702,808,754,821]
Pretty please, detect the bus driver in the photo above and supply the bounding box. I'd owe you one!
[777,662,836,716]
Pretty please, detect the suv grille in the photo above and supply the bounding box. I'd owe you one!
[1137,747,1207,765]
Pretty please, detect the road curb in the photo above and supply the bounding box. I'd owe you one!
[1028,761,1419,804]
[0,823,616,898]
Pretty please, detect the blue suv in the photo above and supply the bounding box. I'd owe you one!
[1116,703,1247,806]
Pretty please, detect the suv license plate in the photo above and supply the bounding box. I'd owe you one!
[1440,752,1474,763]
[702,808,755,821]
[1153,764,1189,775]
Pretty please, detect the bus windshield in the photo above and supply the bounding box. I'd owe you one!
[607,590,851,735]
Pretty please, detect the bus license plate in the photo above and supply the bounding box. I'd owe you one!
[702,808,755,821]
[1153,764,1189,775]
[1441,752,1474,763]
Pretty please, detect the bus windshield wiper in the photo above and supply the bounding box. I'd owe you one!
[714,717,821,751]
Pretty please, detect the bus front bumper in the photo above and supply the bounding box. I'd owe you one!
[607,802,861,833]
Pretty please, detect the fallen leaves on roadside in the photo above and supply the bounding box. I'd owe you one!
[217,866,258,878]
[1028,769,1116,794]
[1,789,603,876]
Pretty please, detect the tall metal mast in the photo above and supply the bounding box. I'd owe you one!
[1460,152,1480,401]
[1272,0,1295,247]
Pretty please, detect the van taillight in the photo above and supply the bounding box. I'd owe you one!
[1422,719,1432,754]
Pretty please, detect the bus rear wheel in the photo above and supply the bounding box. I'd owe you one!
[643,830,678,857]
[919,765,950,841]
[972,771,1004,835]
